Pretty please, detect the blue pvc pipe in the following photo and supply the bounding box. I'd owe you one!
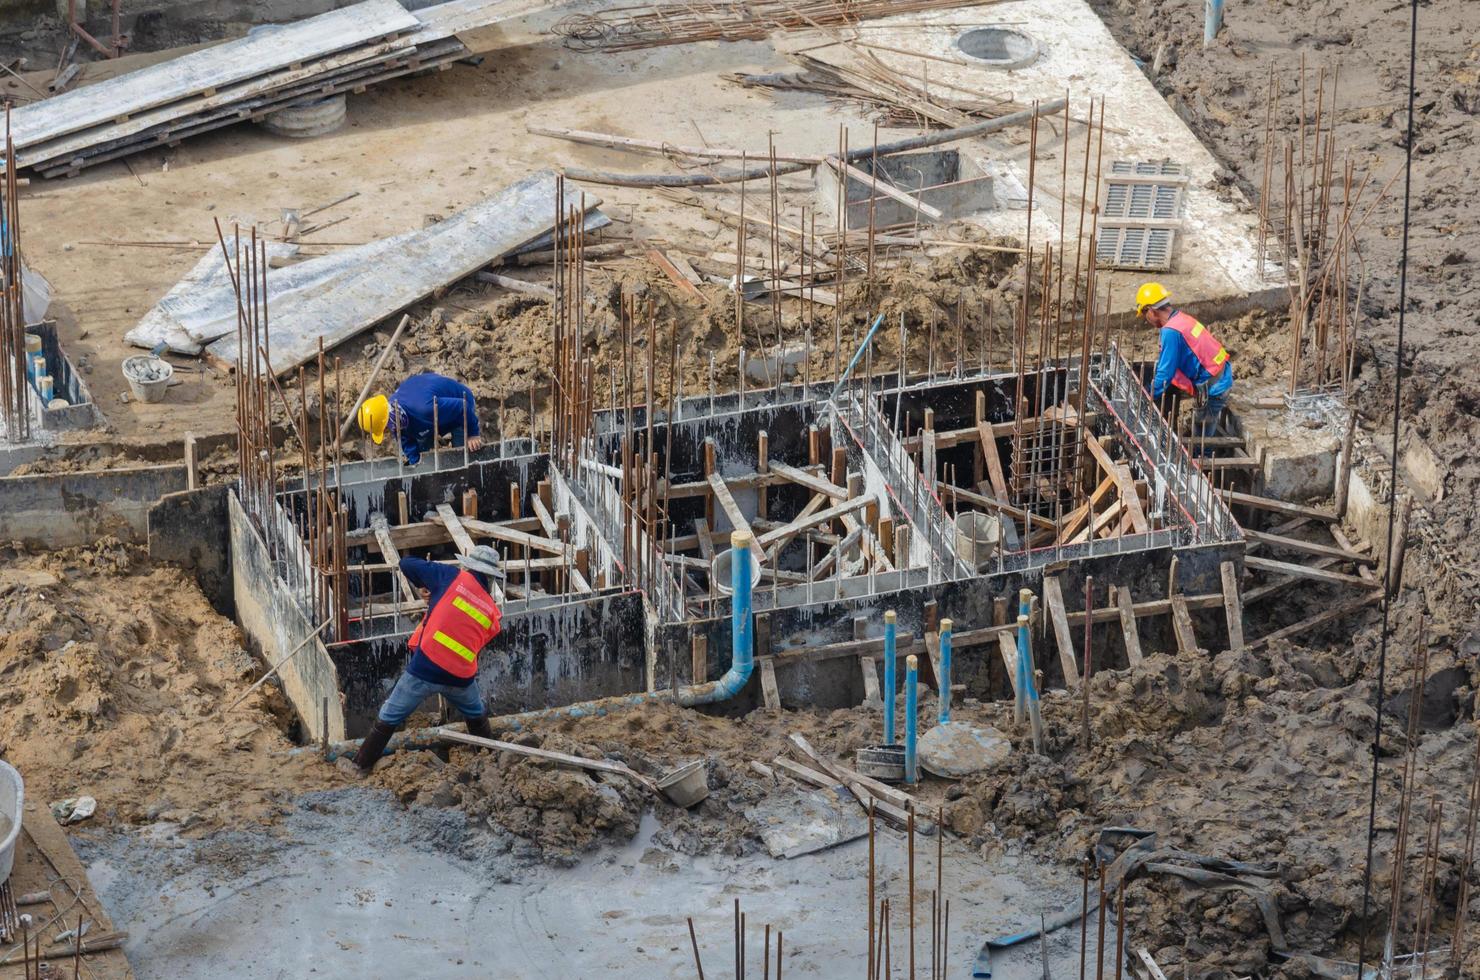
[904,654,919,783]
[1017,614,1040,704]
[828,313,887,403]
[1204,0,1225,45]
[1016,590,1032,719]
[938,618,953,725]
[883,609,898,744]
[311,531,759,761]
[713,530,756,701]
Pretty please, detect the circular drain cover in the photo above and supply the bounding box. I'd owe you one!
[956,27,1040,70]
[918,722,1011,778]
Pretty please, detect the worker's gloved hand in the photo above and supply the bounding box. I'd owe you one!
[1194,380,1211,408]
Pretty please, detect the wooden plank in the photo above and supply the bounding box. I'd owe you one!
[759,656,781,710]
[997,631,1020,696]
[477,271,555,298]
[10,799,134,979]
[707,471,765,560]
[1219,488,1337,522]
[826,157,945,220]
[924,631,943,691]
[1056,475,1117,544]
[435,503,478,555]
[1244,555,1373,588]
[1042,576,1080,688]
[437,727,659,793]
[693,517,715,560]
[937,481,1056,531]
[900,412,1096,452]
[458,515,568,555]
[860,655,881,705]
[1115,586,1145,666]
[756,494,871,549]
[1082,434,1150,534]
[1050,591,1224,629]
[976,421,1011,501]
[1245,591,1383,651]
[1137,948,1171,980]
[370,515,418,600]
[787,735,919,813]
[772,631,920,665]
[1241,528,1376,565]
[646,247,706,301]
[1170,594,1198,656]
[1221,561,1245,652]
[768,460,848,500]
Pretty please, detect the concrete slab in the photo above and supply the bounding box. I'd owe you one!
[82,788,1105,979]
[1233,384,1340,503]
[784,0,1283,312]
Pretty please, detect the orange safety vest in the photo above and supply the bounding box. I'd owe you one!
[408,570,501,679]
[1165,311,1230,394]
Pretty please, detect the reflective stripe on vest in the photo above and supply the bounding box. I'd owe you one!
[1166,311,1229,394]
[431,630,476,663]
[408,570,501,679]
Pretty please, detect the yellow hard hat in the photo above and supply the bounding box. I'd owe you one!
[1135,281,1170,317]
[358,394,390,444]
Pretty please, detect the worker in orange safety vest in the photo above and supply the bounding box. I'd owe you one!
[348,544,504,776]
[1136,281,1234,439]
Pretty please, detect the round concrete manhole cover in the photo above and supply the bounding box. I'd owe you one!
[918,722,1012,778]
[956,27,1040,69]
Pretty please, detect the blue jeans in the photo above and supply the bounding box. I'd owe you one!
[377,671,486,726]
[1196,389,1228,438]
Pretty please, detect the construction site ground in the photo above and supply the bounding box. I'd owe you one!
[2,0,1480,976]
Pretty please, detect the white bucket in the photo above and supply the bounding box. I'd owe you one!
[955,511,1000,568]
[710,546,761,596]
[0,760,23,885]
[123,355,173,403]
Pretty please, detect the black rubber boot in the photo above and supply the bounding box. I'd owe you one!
[464,714,494,741]
[350,720,398,776]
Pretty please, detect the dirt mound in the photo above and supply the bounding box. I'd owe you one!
[0,541,336,832]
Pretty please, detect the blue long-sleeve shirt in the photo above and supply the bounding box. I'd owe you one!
[391,373,480,466]
[400,556,494,687]
[1151,318,1235,400]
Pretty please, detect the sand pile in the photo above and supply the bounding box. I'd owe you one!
[0,540,335,832]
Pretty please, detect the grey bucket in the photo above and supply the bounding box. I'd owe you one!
[658,759,709,808]
[954,511,1000,569]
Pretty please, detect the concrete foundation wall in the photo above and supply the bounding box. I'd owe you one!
[147,484,232,614]
[0,462,186,546]
[331,591,649,737]
[229,492,345,743]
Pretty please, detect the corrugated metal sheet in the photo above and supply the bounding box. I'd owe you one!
[201,172,597,374]
[9,0,417,149]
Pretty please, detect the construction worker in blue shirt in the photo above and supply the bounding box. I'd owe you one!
[1136,282,1234,439]
[348,544,505,776]
[356,372,484,465]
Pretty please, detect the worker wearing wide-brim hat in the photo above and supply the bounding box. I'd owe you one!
[357,371,484,466]
[348,545,506,776]
[1135,281,1235,439]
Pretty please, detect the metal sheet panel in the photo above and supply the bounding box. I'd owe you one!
[204,171,597,374]
[7,0,418,149]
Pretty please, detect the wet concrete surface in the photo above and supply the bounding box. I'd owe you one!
[77,788,1108,978]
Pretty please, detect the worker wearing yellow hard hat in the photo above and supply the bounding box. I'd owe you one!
[356,372,484,465]
[1136,281,1234,439]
